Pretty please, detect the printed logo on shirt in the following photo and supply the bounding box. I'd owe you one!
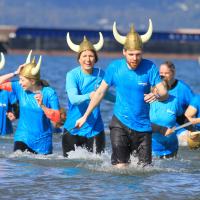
[166,109,175,114]
[138,82,148,86]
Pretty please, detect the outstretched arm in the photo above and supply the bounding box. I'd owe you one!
[75,80,109,128]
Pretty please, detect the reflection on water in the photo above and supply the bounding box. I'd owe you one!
[0,54,200,199]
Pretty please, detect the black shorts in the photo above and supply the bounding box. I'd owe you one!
[14,141,37,154]
[109,115,152,166]
[62,129,105,157]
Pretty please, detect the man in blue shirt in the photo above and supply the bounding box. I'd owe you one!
[75,19,168,168]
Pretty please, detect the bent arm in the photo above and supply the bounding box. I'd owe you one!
[155,82,168,101]
[0,73,15,84]
[67,88,91,105]
[76,80,109,128]
[41,105,60,123]
[185,105,200,124]
[84,80,108,117]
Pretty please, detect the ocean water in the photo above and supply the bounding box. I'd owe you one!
[0,53,200,200]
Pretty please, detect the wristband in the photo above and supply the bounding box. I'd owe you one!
[13,71,18,76]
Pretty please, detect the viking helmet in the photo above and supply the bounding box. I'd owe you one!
[66,32,104,53]
[19,50,42,80]
[0,53,5,70]
[113,19,153,50]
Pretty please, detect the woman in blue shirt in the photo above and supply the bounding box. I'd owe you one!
[0,51,60,154]
[62,32,115,157]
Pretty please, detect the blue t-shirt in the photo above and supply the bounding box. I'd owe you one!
[104,58,161,132]
[150,95,179,156]
[150,95,180,128]
[11,81,60,154]
[169,80,193,116]
[64,67,104,138]
[189,94,200,130]
[0,90,16,135]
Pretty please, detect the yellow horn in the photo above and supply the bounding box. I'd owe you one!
[66,32,80,52]
[0,52,5,70]
[140,19,153,43]
[93,32,104,51]
[31,56,42,75]
[113,21,126,45]
[26,50,33,64]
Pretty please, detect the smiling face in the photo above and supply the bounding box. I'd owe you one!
[123,49,142,69]
[78,50,97,74]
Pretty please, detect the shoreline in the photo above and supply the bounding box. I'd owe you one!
[8,49,200,60]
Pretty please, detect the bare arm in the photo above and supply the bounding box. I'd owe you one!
[75,80,109,128]
[0,73,16,84]
[0,64,23,84]
[185,105,200,124]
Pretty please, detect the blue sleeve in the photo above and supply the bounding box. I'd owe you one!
[103,62,115,86]
[149,63,162,87]
[8,92,17,105]
[11,81,20,100]
[189,95,198,109]
[184,85,194,105]
[66,72,90,105]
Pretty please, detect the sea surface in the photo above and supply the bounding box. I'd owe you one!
[0,53,200,200]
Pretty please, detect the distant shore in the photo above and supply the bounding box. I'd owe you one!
[8,49,200,60]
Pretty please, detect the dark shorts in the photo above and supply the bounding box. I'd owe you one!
[62,129,105,157]
[14,141,37,154]
[109,115,152,166]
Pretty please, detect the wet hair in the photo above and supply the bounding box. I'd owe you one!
[77,49,98,63]
[162,61,176,73]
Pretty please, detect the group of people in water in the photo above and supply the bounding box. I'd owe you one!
[0,19,200,168]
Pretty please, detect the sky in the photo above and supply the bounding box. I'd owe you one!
[0,0,200,31]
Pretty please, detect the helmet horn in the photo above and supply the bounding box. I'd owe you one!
[140,19,153,43]
[31,56,42,75]
[0,53,5,70]
[113,21,126,45]
[93,32,104,51]
[25,50,33,64]
[66,32,80,52]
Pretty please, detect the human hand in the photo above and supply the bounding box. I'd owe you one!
[187,117,199,125]
[6,112,16,121]
[75,116,87,129]
[90,91,96,99]
[144,92,158,103]
[14,64,25,75]
[165,127,175,136]
[34,93,43,106]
